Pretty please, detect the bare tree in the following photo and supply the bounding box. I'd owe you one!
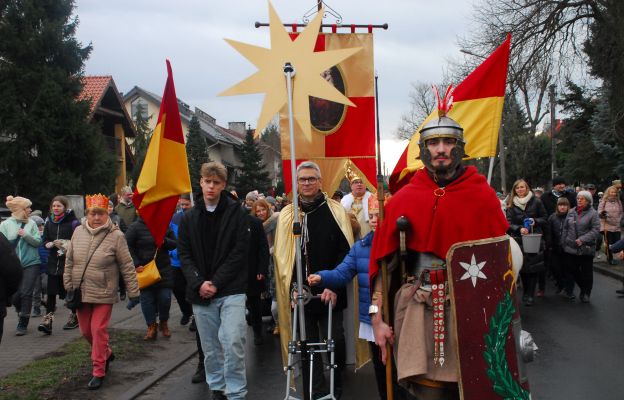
[456,0,602,133]
[395,82,438,140]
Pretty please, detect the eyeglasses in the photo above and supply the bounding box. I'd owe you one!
[297,177,319,184]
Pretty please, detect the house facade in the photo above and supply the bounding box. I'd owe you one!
[122,86,247,184]
[78,76,136,193]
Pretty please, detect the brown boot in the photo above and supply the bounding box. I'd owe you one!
[159,320,171,338]
[144,322,158,340]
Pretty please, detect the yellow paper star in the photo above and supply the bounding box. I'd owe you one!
[219,2,362,140]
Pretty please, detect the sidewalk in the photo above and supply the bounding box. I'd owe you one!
[593,253,624,282]
[0,298,198,399]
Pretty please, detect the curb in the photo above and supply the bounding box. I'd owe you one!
[594,263,624,281]
[116,346,198,400]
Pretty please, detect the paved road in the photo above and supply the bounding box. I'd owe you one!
[138,326,378,400]
[523,272,624,400]
[139,272,624,400]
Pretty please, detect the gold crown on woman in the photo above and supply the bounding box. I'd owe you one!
[85,194,109,210]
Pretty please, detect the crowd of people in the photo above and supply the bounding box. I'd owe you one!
[500,176,624,305]
[1,148,623,399]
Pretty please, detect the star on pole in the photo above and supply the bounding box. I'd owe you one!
[459,254,487,288]
[219,2,362,140]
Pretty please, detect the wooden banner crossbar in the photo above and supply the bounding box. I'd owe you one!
[255,22,389,32]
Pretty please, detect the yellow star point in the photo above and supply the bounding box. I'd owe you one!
[219,2,362,140]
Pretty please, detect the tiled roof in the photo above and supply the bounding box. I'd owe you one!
[78,76,112,115]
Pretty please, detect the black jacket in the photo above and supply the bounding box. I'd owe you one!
[42,210,78,276]
[178,192,250,304]
[0,233,22,309]
[506,196,548,239]
[247,214,270,296]
[547,212,567,251]
[541,190,577,216]
[506,196,548,259]
[125,218,177,289]
[299,198,351,314]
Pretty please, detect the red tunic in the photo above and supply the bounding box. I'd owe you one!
[370,166,509,282]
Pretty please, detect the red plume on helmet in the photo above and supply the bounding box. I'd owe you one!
[432,84,455,118]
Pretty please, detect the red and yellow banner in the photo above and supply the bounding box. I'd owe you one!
[133,60,191,246]
[280,32,376,195]
[389,34,511,193]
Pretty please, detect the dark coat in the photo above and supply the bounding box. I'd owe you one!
[247,214,270,296]
[125,218,177,289]
[0,233,22,310]
[507,196,548,273]
[506,196,548,240]
[547,212,568,251]
[109,211,128,233]
[42,210,78,276]
[541,190,577,216]
[178,192,250,305]
[299,198,351,313]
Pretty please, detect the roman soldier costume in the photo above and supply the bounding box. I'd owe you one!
[369,87,526,399]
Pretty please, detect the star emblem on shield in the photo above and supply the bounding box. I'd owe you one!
[459,254,487,287]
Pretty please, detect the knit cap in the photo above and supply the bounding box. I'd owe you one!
[6,195,32,222]
[30,215,45,226]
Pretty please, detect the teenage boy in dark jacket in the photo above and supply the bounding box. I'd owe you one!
[178,162,249,400]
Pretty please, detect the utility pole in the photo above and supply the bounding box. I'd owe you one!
[498,123,507,194]
[549,84,557,180]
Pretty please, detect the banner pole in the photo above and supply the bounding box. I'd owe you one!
[375,73,394,400]
[487,156,495,185]
[284,62,310,400]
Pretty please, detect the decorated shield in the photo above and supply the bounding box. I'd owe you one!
[446,235,531,400]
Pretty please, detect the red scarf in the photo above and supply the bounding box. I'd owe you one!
[53,212,65,223]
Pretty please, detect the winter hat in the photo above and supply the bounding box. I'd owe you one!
[245,191,259,202]
[5,195,32,222]
[577,190,593,205]
[30,215,45,226]
[552,177,566,186]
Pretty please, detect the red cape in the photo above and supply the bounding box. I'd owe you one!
[370,166,509,282]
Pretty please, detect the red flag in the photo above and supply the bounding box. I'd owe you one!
[389,34,511,193]
[132,60,191,246]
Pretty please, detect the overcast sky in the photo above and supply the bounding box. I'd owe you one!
[74,0,476,170]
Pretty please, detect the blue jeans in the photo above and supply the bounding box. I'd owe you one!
[140,286,172,325]
[193,294,247,400]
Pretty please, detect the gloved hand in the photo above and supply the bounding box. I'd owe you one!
[126,297,140,310]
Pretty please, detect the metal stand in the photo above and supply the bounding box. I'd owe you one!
[282,62,337,400]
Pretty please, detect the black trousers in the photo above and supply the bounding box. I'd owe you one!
[520,272,537,298]
[196,330,204,367]
[549,249,565,290]
[301,308,346,398]
[45,274,66,313]
[563,253,594,296]
[246,293,263,336]
[172,268,192,317]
